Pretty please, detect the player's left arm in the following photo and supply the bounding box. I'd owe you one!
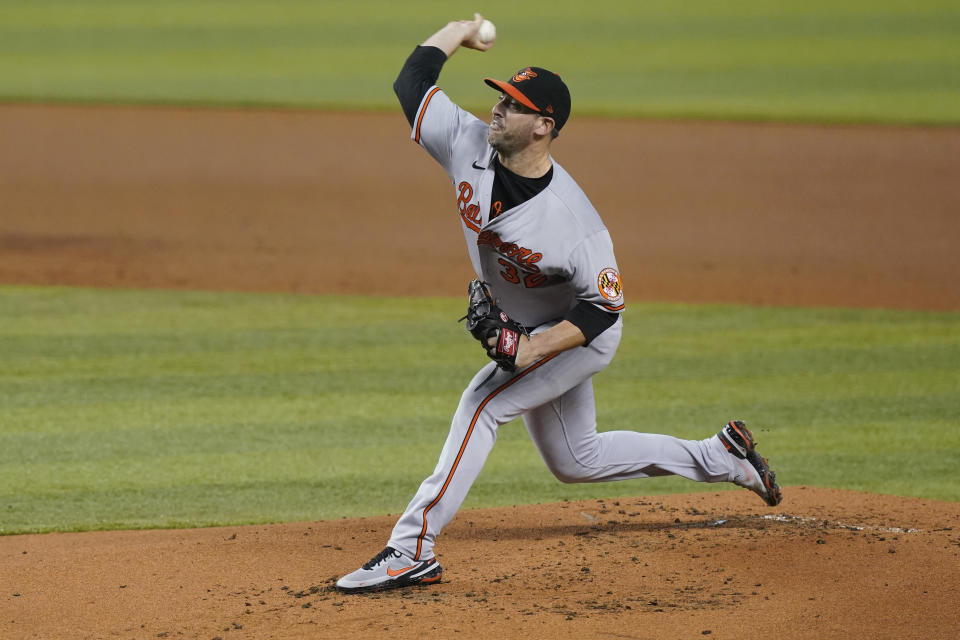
[513,320,586,369]
[513,229,625,368]
[512,303,619,368]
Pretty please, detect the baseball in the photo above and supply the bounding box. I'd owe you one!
[477,19,496,43]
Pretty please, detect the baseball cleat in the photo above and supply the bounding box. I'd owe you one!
[335,547,442,593]
[717,420,783,507]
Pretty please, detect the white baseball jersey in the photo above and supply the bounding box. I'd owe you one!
[387,82,742,564]
[411,86,625,327]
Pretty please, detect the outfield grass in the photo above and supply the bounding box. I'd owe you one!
[0,0,957,124]
[1,286,957,535]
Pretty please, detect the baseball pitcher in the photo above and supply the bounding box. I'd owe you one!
[336,14,782,593]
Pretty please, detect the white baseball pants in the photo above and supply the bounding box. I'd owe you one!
[388,320,738,561]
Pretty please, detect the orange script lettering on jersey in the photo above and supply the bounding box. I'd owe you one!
[457,181,482,232]
[477,230,542,273]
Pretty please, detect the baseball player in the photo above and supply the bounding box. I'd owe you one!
[336,14,782,593]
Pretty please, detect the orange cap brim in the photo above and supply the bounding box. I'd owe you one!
[483,78,541,113]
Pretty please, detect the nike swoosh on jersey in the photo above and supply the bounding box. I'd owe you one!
[472,161,486,170]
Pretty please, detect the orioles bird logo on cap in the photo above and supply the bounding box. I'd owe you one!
[512,68,538,83]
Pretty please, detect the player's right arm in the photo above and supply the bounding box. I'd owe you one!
[421,13,493,57]
[394,47,448,127]
[393,15,494,178]
[394,14,493,127]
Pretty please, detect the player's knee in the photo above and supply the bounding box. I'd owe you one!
[541,443,602,483]
[546,461,592,484]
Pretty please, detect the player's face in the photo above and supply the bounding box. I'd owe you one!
[488,94,543,155]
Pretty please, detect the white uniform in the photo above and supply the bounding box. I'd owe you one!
[388,86,740,562]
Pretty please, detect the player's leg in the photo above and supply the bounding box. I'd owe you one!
[522,379,735,483]
[523,386,781,504]
[386,354,570,562]
[337,354,578,592]
[520,326,781,504]
[336,362,503,592]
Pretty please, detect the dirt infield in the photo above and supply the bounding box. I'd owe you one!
[1,104,958,639]
[3,489,959,640]
[1,104,958,308]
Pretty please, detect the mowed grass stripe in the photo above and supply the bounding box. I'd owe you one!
[0,0,956,123]
[1,286,957,534]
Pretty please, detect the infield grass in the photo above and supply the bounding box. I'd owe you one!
[1,286,958,535]
[0,0,957,124]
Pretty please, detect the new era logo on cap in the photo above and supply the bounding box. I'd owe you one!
[484,66,571,131]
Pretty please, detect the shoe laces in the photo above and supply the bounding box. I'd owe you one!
[362,547,400,570]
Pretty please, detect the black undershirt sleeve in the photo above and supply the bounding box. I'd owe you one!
[394,46,448,127]
[564,300,620,346]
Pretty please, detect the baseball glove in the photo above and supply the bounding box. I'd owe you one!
[461,279,527,371]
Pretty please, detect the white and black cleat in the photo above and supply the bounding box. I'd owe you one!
[336,547,442,593]
[718,420,783,507]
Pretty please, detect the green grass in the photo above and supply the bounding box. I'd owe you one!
[1,286,958,535]
[0,0,957,123]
